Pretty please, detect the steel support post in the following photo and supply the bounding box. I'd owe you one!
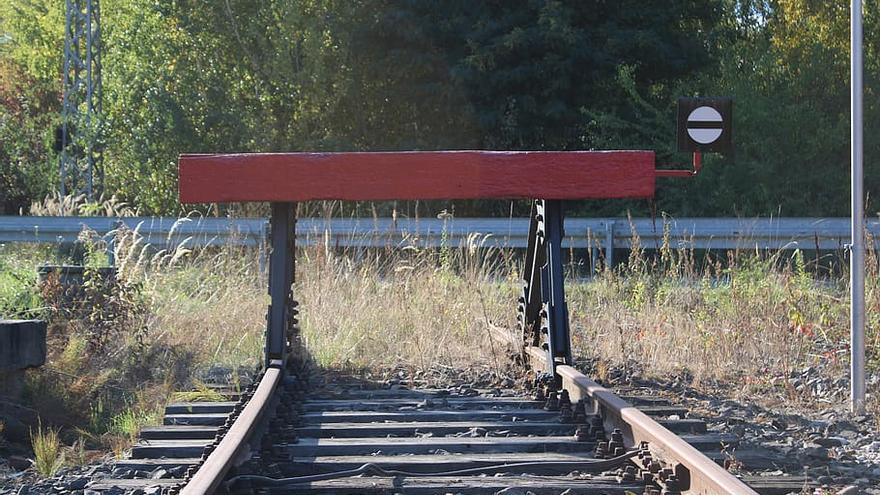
[266,203,296,368]
[539,200,572,376]
[851,0,866,414]
[604,221,615,270]
[520,200,573,380]
[60,0,102,199]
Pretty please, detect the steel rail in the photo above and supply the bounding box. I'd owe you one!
[492,327,757,495]
[179,364,282,495]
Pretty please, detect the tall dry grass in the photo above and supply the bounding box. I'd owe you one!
[8,204,879,468]
[30,193,138,217]
[67,217,880,410]
[79,221,520,380]
[570,257,840,381]
[566,225,878,413]
[137,240,267,369]
[29,423,64,477]
[297,233,517,370]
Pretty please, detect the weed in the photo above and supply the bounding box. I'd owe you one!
[297,227,515,370]
[64,437,88,468]
[719,443,743,473]
[30,192,137,217]
[109,407,159,444]
[30,422,65,477]
[171,381,228,402]
[0,245,45,318]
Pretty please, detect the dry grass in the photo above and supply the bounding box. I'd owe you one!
[570,260,837,381]
[87,219,523,375]
[290,221,876,414]
[29,423,65,477]
[170,382,232,402]
[30,192,138,217]
[32,220,880,398]
[143,245,266,369]
[566,231,878,414]
[5,202,880,473]
[5,218,248,462]
[66,218,269,371]
[297,233,517,370]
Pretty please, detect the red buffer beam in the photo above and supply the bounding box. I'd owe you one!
[178,151,656,203]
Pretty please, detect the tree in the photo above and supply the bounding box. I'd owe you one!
[0,1,62,213]
[0,0,734,215]
[677,0,875,217]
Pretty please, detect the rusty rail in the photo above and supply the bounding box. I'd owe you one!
[179,364,282,495]
[492,327,758,495]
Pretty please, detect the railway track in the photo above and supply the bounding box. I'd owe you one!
[80,168,821,494]
[85,344,810,495]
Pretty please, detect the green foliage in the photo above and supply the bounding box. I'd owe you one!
[2,1,879,217]
[0,3,63,213]
[96,0,370,212]
[1,0,724,214]
[394,0,722,150]
[0,59,57,214]
[0,2,64,81]
[40,266,146,355]
[654,0,873,216]
[108,406,160,443]
[0,247,43,319]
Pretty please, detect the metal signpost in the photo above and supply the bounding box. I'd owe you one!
[851,0,866,415]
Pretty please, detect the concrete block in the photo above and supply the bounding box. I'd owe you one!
[0,319,47,371]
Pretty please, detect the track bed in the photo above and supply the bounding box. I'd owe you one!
[86,370,810,494]
[228,373,805,495]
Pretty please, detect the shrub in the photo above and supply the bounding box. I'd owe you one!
[0,247,43,319]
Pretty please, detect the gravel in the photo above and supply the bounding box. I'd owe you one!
[579,357,880,495]
[3,361,877,494]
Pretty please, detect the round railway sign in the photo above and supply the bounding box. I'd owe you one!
[687,106,724,145]
[677,97,733,153]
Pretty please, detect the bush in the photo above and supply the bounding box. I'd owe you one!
[0,247,44,319]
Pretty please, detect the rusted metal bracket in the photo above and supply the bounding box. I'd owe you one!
[518,199,572,380]
[655,152,702,178]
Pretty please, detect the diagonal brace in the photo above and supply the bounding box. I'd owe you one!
[519,200,572,379]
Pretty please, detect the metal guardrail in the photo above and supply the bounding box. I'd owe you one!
[0,216,267,248]
[0,215,873,262]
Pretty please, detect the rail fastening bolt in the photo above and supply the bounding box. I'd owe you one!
[574,425,590,442]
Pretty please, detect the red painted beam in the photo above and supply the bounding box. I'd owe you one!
[178,151,655,203]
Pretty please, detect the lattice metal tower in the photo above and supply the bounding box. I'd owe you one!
[59,0,103,199]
